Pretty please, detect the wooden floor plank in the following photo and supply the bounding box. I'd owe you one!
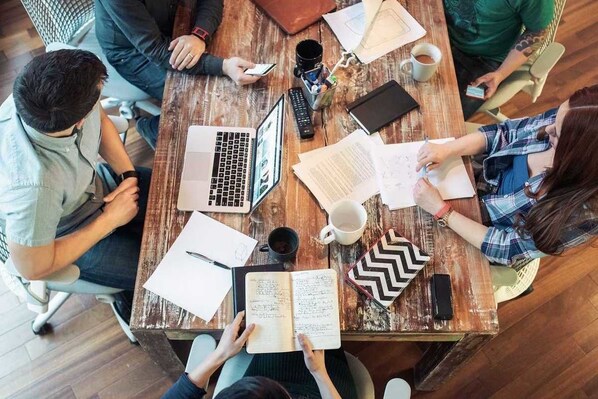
[0,346,30,380]
[96,358,166,399]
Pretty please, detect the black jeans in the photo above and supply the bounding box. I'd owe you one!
[451,46,502,120]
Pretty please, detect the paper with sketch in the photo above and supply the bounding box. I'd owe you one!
[373,138,476,210]
[293,130,379,212]
[143,212,257,321]
[323,0,426,64]
[246,269,340,354]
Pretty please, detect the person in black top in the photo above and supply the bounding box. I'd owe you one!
[95,0,261,148]
[162,312,358,399]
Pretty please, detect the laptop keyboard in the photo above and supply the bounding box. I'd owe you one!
[209,131,250,208]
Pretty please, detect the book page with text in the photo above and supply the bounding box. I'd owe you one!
[291,269,341,351]
[246,272,294,354]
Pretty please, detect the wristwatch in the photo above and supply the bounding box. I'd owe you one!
[191,26,210,43]
[119,170,139,184]
[434,203,454,228]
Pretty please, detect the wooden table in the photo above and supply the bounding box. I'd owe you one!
[131,0,498,391]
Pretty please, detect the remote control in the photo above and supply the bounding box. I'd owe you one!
[288,87,314,139]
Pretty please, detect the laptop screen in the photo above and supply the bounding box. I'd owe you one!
[251,95,285,210]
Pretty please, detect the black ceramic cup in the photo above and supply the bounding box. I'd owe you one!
[293,39,323,77]
[259,227,299,262]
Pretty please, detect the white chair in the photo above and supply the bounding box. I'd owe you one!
[186,335,411,399]
[0,224,136,342]
[474,0,567,122]
[20,0,160,119]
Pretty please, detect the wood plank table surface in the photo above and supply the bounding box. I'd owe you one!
[131,0,498,391]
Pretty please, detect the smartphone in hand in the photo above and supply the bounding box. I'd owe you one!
[244,64,277,76]
[466,84,487,100]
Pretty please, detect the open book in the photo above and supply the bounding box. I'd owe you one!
[245,269,341,354]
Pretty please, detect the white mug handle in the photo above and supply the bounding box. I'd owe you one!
[319,224,336,245]
[399,59,413,75]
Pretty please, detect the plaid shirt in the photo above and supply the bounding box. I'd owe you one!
[474,108,597,265]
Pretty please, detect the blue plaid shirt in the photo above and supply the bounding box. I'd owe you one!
[475,108,597,265]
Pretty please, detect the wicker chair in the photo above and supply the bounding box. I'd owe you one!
[20,0,160,119]
[0,227,136,342]
[474,0,567,122]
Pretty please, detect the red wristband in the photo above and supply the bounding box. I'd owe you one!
[434,203,452,220]
[192,26,210,42]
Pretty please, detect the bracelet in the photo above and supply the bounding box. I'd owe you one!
[119,170,139,184]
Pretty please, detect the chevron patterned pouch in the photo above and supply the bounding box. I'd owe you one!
[346,229,431,308]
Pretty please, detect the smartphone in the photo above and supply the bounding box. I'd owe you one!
[244,64,276,76]
[466,84,487,100]
[431,274,453,320]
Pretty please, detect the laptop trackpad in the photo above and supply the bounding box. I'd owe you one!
[182,152,212,181]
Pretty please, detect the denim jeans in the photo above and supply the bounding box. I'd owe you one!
[106,49,164,149]
[451,46,502,120]
[75,164,152,319]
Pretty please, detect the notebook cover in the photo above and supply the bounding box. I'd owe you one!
[346,229,430,308]
[346,80,419,134]
[232,263,285,314]
[252,0,336,35]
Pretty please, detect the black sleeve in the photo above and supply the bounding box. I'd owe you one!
[193,0,224,38]
[161,373,207,399]
[97,0,223,76]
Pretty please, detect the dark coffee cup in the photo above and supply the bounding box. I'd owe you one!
[259,227,299,262]
[293,39,323,77]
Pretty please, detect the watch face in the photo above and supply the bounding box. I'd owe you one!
[437,219,448,227]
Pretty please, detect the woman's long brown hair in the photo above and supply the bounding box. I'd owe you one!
[520,85,598,255]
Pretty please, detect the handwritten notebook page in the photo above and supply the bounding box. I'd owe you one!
[246,272,295,354]
[291,269,341,351]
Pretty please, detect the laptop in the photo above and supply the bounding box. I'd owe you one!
[177,95,285,213]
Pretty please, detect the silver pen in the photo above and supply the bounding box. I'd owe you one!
[186,251,231,270]
[420,135,429,178]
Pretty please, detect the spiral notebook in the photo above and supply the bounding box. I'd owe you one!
[346,229,430,308]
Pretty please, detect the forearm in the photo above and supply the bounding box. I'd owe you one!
[99,110,134,175]
[194,0,224,36]
[446,132,487,157]
[187,352,225,389]
[495,29,547,80]
[445,210,488,250]
[312,371,342,399]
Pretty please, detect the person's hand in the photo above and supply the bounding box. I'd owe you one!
[416,142,452,172]
[472,71,505,99]
[101,185,139,228]
[413,178,446,215]
[103,177,138,203]
[168,35,206,70]
[298,333,327,376]
[222,57,261,86]
[213,311,255,363]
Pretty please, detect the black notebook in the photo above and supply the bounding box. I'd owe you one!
[346,80,419,134]
[232,263,285,314]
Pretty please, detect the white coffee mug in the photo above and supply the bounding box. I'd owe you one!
[319,200,367,245]
[399,43,442,82]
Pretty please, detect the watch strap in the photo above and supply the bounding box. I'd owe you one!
[192,26,210,42]
[434,203,452,220]
[119,170,139,183]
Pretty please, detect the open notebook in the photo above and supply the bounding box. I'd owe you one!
[245,269,340,354]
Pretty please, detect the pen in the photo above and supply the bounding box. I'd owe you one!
[420,135,429,178]
[186,251,231,270]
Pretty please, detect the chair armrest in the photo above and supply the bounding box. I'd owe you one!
[38,264,80,284]
[186,335,217,373]
[107,115,130,135]
[529,42,565,79]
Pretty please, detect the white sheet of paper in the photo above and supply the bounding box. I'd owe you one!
[298,131,383,163]
[143,212,257,321]
[372,138,476,210]
[323,0,426,64]
[293,130,379,213]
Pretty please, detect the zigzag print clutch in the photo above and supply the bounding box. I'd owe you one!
[346,229,431,308]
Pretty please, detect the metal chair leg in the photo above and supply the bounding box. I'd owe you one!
[32,291,71,334]
[96,293,137,343]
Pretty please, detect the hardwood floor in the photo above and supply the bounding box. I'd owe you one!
[0,0,596,397]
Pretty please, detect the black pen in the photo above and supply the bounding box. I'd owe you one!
[186,251,231,270]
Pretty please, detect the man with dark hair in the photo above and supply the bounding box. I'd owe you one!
[444,0,554,119]
[95,0,262,149]
[0,49,151,319]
